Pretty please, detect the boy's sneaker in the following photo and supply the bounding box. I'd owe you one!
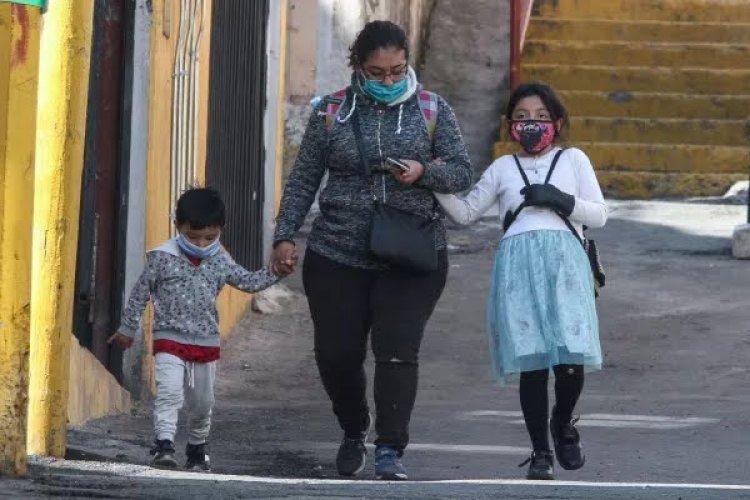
[519,450,554,480]
[185,442,211,472]
[374,446,408,481]
[335,412,372,477]
[550,407,585,470]
[150,439,177,469]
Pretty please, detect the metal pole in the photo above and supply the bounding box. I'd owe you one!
[510,0,521,90]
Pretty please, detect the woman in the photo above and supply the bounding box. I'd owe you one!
[271,20,471,480]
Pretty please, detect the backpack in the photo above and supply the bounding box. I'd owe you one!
[317,87,439,139]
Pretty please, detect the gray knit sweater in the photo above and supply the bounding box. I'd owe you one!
[274,75,472,269]
[118,239,278,347]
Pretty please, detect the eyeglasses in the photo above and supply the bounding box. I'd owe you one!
[362,65,408,82]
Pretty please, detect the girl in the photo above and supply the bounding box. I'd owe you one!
[435,82,607,480]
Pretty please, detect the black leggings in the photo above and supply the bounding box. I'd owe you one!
[519,365,584,452]
[302,250,448,454]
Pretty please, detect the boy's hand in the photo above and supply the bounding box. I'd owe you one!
[107,332,134,350]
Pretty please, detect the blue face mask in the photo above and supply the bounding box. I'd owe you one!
[177,234,222,259]
[361,76,409,104]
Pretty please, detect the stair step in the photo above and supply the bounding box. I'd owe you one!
[493,141,749,174]
[596,171,746,198]
[524,64,750,95]
[527,18,750,44]
[568,117,750,147]
[534,0,750,22]
[524,40,750,70]
[556,91,750,120]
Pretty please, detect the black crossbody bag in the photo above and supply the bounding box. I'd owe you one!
[505,149,606,296]
[350,108,439,272]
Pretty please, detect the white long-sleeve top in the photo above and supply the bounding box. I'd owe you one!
[435,147,607,240]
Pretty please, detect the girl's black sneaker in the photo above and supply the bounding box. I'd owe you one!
[185,442,211,472]
[150,439,177,469]
[519,450,554,480]
[550,407,585,470]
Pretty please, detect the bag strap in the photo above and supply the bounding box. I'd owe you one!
[511,154,532,187]
[505,149,566,231]
[350,101,440,216]
[511,148,565,187]
[556,211,584,246]
[350,98,371,178]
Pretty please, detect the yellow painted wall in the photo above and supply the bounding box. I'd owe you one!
[143,0,216,391]
[27,0,96,457]
[0,3,41,476]
[67,336,131,426]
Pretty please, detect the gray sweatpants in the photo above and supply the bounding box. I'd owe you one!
[154,352,216,444]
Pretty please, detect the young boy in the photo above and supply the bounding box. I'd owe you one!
[108,187,289,471]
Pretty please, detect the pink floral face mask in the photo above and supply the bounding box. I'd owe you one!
[509,119,556,154]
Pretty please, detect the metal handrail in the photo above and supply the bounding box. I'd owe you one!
[509,0,534,90]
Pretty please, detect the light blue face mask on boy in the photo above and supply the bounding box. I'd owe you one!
[361,76,409,104]
[177,234,222,259]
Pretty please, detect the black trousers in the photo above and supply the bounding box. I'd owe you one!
[302,249,448,454]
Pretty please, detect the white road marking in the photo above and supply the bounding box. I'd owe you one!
[301,441,528,455]
[506,419,708,430]
[31,458,750,491]
[461,411,719,429]
[462,410,523,418]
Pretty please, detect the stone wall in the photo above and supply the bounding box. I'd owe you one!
[419,0,510,173]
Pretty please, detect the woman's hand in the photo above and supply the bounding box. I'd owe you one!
[271,241,298,277]
[390,159,425,185]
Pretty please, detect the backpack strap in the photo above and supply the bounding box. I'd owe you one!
[417,90,439,139]
[318,88,349,129]
[320,87,439,140]
[504,148,566,232]
[543,148,565,185]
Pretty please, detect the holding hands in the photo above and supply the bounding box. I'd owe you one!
[271,241,298,277]
[107,332,134,349]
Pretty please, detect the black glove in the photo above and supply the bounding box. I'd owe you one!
[520,184,575,217]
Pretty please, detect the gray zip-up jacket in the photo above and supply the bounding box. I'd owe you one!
[274,75,472,269]
[117,239,278,347]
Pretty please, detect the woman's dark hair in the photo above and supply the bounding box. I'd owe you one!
[348,20,409,68]
[505,81,570,140]
[175,187,226,229]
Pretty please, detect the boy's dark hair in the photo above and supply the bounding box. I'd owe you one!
[348,20,409,68]
[175,187,226,229]
[505,81,570,140]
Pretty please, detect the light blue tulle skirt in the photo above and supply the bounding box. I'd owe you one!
[487,230,602,383]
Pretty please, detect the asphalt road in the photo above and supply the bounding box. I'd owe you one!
[4,199,750,499]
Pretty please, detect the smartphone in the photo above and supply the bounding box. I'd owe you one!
[385,157,410,173]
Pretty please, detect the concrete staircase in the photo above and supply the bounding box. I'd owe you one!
[494,0,750,198]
